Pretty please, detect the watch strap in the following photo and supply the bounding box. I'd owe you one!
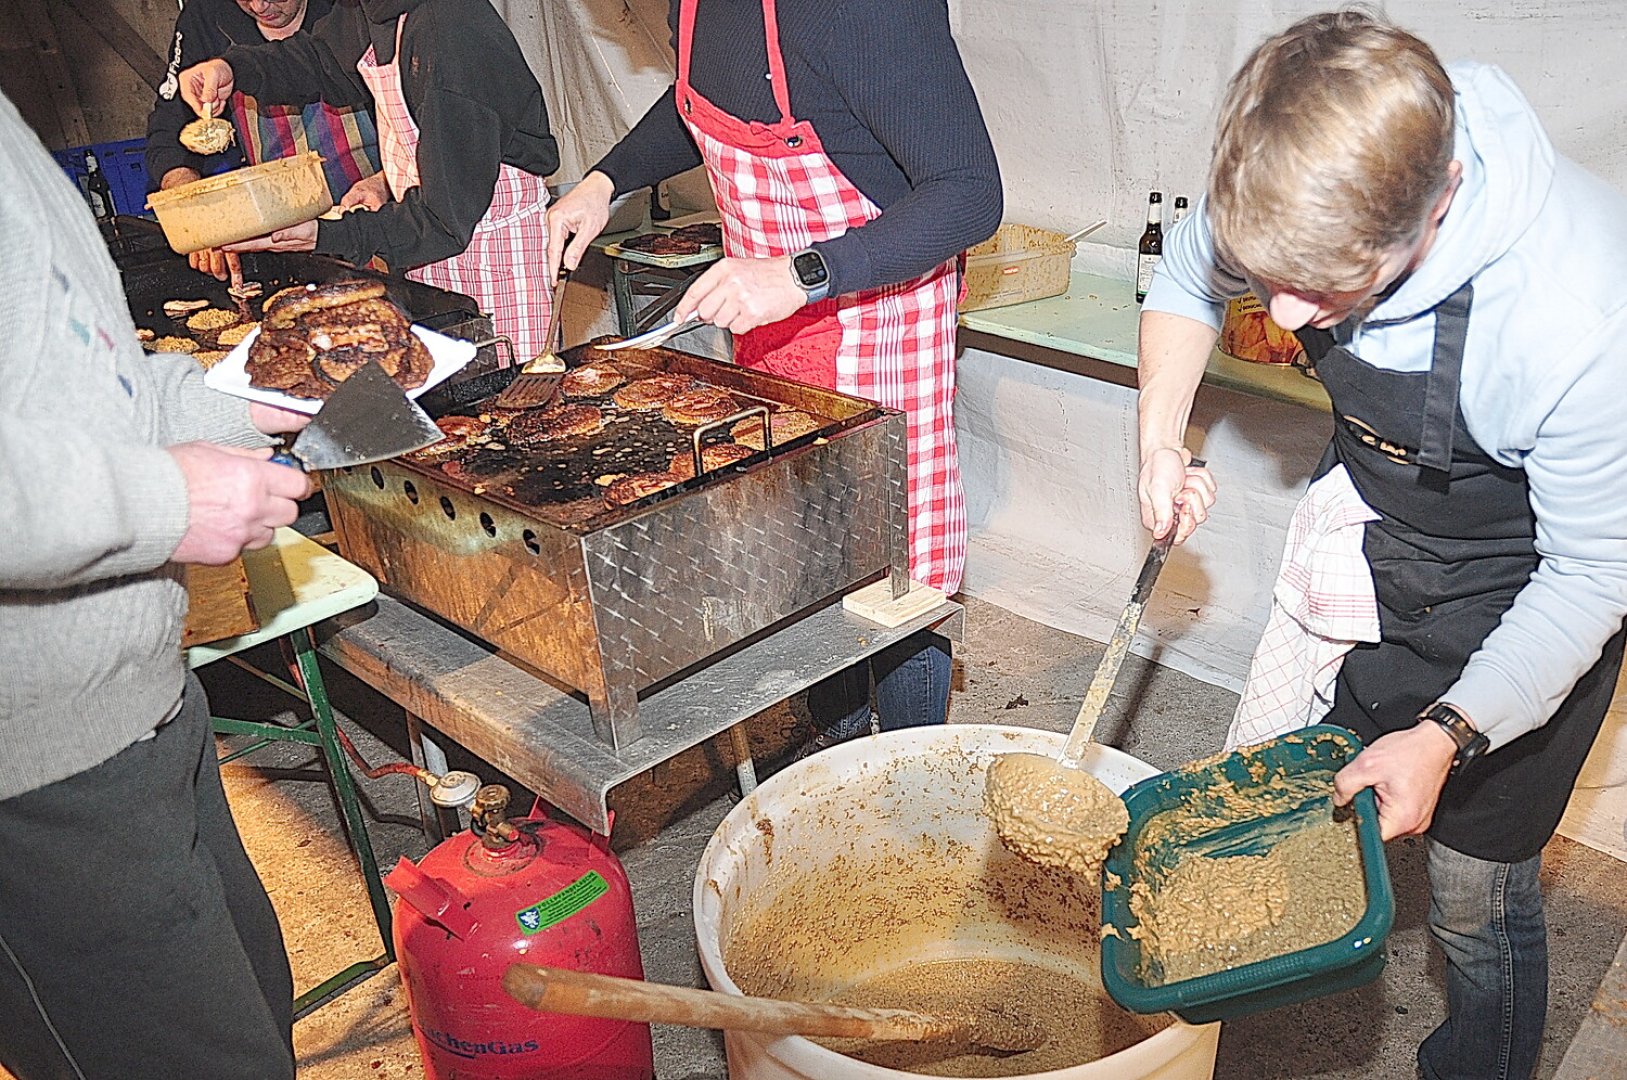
[1421,702,1489,772]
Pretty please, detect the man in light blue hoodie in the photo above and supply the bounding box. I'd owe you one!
[1136,11,1627,1079]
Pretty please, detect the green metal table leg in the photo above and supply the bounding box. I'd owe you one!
[292,956,392,1020]
[289,628,395,959]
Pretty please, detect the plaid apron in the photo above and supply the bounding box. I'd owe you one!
[357,16,551,361]
[227,93,379,202]
[675,0,967,593]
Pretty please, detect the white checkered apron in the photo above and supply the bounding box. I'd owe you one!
[1228,465,1382,749]
[674,0,966,593]
[357,16,551,361]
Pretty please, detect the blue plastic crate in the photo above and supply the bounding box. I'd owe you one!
[54,138,154,219]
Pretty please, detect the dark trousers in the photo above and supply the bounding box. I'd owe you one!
[807,629,952,738]
[0,676,294,1080]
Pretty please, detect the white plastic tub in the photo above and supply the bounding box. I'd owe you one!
[693,723,1221,1079]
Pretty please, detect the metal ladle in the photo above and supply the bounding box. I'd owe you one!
[986,475,1201,875]
[179,100,235,156]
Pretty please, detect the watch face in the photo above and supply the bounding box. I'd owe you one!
[793,250,829,288]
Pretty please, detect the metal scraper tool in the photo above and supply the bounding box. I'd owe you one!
[272,361,443,471]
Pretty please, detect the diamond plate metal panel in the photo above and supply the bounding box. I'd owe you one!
[323,401,908,751]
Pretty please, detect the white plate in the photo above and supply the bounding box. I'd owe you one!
[203,324,478,415]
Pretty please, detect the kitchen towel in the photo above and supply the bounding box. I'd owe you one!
[1228,464,1382,749]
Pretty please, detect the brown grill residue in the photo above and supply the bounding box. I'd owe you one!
[408,342,836,523]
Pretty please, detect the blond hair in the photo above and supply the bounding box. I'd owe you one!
[1209,9,1455,294]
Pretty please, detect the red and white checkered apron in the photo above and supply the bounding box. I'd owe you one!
[675,0,966,594]
[357,16,551,361]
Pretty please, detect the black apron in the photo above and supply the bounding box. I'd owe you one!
[1299,282,1626,863]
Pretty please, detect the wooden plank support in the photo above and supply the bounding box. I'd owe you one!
[15,0,91,150]
[56,0,169,91]
[843,578,949,629]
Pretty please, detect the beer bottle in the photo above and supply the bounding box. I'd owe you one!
[1172,196,1189,224]
[1135,191,1163,303]
[84,149,115,222]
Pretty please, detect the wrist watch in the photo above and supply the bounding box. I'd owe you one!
[790,248,831,305]
[1420,702,1489,773]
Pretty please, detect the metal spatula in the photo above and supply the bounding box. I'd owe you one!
[271,361,443,471]
[490,271,568,410]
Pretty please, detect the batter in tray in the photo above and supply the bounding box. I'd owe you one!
[1128,811,1366,984]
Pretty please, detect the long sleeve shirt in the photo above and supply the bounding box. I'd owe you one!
[147,0,380,201]
[223,0,558,272]
[1145,64,1627,753]
[595,0,1002,298]
[1,91,270,799]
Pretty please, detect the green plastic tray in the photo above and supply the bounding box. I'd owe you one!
[1101,725,1394,1024]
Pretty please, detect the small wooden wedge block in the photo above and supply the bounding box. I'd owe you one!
[842,578,947,628]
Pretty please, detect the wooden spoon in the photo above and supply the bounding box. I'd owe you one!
[502,964,1047,1053]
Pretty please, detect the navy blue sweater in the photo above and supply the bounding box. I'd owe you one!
[595,0,1001,298]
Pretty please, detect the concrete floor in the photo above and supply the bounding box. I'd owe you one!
[81,595,1627,1078]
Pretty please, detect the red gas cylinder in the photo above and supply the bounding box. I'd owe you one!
[384,785,655,1080]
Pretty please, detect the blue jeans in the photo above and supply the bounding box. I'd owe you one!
[806,631,951,739]
[1418,839,1547,1080]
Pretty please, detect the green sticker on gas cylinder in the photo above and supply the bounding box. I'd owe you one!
[514,871,608,935]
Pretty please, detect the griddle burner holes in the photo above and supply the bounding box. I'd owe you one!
[479,512,497,537]
[439,496,456,521]
[371,466,385,489]
[522,530,541,555]
[403,481,419,505]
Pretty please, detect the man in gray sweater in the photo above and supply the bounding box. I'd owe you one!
[0,87,313,1078]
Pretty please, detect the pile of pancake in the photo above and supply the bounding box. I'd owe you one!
[246,279,430,400]
[406,340,830,513]
[618,222,723,257]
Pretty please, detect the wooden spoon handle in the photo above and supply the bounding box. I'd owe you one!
[503,964,959,1043]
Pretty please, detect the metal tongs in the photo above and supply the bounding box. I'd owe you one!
[593,313,703,352]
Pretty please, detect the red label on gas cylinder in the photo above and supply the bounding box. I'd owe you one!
[515,870,608,935]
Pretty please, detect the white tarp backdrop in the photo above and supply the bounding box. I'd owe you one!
[496,0,1627,248]
[493,0,1627,858]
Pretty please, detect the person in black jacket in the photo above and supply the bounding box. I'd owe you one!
[177,0,562,357]
[150,0,382,280]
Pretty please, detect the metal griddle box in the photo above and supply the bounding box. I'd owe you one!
[323,357,909,750]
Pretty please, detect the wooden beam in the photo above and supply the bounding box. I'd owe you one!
[55,0,168,91]
[14,0,91,149]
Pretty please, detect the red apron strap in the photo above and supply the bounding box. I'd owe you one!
[678,0,796,126]
[678,0,697,87]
